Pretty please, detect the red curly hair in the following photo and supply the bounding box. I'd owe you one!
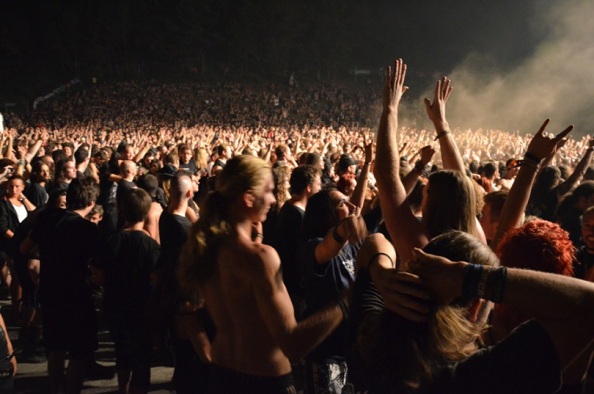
[497,219,574,275]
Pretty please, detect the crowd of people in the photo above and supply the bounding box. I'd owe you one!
[0,60,592,393]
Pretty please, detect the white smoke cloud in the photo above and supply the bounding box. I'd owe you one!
[416,0,594,137]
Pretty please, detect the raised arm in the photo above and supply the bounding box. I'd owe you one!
[556,138,594,197]
[350,133,373,211]
[424,77,465,172]
[374,59,428,263]
[490,120,573,251]
[402,145,435,195]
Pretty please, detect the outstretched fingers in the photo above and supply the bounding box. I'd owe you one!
[555,125,573,141]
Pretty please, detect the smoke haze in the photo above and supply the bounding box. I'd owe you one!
[415,0,594,137]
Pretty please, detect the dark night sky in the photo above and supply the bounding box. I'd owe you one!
[3,0,593,133]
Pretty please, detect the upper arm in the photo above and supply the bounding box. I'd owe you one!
[251,246,297,351]
[377,183,429,263]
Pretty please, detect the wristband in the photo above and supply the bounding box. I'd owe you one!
[254,233,264,241]
[434,130,450,141]
[484,266,508,303]
[523,152,542,164]
[462,263,483,301]
[414,160,427,173]
[332,225,346,244]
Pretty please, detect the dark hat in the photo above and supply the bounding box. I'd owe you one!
[338,154,357,171]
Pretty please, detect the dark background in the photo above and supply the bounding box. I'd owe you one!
[5,0,593,134]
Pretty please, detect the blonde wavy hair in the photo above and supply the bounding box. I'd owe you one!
[178,155,272,295]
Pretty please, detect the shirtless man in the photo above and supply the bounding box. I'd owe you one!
[179,155,346,392]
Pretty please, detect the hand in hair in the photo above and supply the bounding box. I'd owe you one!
[408,248,465,306]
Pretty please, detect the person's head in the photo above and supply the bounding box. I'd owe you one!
[481,162,498,180]
[422,170,478,239]
[215,143,231,160]
[30,160,51,183]
[305,152,324,171]
[337,153,357,175]
[170,171,194,203]
[214,155,275,223]
[119,188,152,224]
[120,160,138,179]
[336,173,357,197]
[495,219,574,334]
[289,165,322,197]
[275,144,290,161]
[504,158,519,179]
[480,190,509,243]
[52,149,67,164]
[62,142,74,158]
[48,187,67,209]
[6,175,25,199]
[581,206,594,251]
[303,188,353,239]
[66,177,99,211]
[180,155,273,287]
[571,180,594,212]
[119,143,134,161]
[93,149,109,166]
[272,165,291,213]
[55,158,77,182]
[178,144,193,164]
[86,204,104,225]
[73,146,88,165]
[352,231,496,392]
[137,174,159,199]
[142,151,156,168]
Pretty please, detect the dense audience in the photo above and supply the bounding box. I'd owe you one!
[0,64,592,393]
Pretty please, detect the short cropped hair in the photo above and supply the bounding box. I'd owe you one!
[289,165,320,195]
[119,188,152,224]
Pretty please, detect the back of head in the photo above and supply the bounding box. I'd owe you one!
[303,189,337,239]
[289,165,320,195]
[137,174,158,198]
[119,188,152,224]
[179,155,271,290]
[424,170,477,239]
[497,219,574,276]
[66,177,99,211]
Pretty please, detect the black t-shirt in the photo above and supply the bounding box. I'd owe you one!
[158,211,191,271]
[179,160,198,174]
[30,208,99,312]
[95,230,160,321]
[24,181,48,208]
[274,203,305,296]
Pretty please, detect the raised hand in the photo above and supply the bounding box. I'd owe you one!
[424,77,453,131]
[525,119,573,161]
[383,59,408,112]
[419,145,436,166]
[362,132,374,164]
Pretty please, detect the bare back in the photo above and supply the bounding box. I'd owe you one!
[200,235,293,376]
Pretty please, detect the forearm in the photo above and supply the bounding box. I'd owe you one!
[491,164,537,250]
[558,147,593,195]
[350,162,371,210]
[374,110,401,188]
[284,301,344,361]
[435,127,465,172]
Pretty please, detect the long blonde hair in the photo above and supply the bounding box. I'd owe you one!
[178,155,272,294]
